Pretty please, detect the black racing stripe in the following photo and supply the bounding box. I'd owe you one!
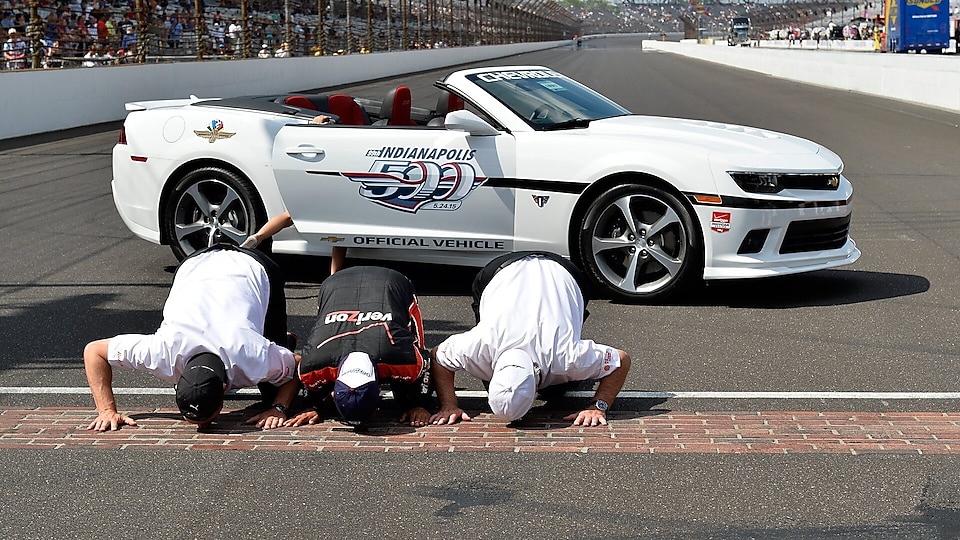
[305,172,586,194]
[685,193,852,210]
[481,177,587,194]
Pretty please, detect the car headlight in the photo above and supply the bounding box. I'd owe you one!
[729,172,841,194]
[730,172,782,193]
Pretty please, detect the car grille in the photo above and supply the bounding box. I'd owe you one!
[780,216,851,254]
[779,174,841,191]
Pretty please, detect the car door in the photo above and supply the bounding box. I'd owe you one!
[271,123,517,256]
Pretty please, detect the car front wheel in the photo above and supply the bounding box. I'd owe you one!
[164,167,266,261]
[577,184,701,302]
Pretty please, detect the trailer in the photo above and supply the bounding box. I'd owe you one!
[884,0,950,52]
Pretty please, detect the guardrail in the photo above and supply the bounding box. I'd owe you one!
[643,39,960,114]
[0,40,565,140]
[6,34,960,140]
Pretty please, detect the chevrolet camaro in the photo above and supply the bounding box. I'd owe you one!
[112,65,860,302]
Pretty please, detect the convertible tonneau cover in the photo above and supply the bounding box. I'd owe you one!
[124,95,303,116]
[124,96,215,111]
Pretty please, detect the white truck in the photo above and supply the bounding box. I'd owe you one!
[728,17,752,46]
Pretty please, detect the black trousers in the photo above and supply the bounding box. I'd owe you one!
[470,251,591,325]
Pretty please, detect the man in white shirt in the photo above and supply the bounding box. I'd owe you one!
[3,28,26,70]
[430,252,632,427]
[227,19,242,53]
[83,245,299,431]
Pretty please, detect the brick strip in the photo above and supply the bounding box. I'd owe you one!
[2,408,959,454]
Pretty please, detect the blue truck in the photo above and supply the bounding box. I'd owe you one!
[884,0,950,52]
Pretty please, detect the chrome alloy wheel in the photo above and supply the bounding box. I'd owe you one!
[172,178,252,256]
[580,184,698,301]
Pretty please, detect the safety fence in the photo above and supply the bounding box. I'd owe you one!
[1,0,579,70]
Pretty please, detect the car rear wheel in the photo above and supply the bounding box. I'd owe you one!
[577,184,701,302]
[164,167,266,261]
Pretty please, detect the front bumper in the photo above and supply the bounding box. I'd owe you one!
[696,203,861,280]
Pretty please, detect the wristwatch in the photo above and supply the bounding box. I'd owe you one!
[271,403,288,415]
[591,399,609,412]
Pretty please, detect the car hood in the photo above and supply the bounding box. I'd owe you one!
[588,115,829,159]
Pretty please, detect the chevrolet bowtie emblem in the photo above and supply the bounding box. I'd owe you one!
[320,236,345,243]
[194,119,235,143]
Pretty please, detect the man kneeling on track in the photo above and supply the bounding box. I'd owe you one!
[287,266,432,430]
[82,244,300,431]
[430,251,632,427]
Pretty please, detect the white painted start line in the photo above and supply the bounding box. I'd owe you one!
[3,387,960,400]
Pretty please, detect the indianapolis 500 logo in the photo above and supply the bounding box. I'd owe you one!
[345,158,485,213]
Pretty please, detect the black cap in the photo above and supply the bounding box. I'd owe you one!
[175,353,227,422]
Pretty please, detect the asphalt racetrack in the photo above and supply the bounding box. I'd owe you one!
[2,37,960,538]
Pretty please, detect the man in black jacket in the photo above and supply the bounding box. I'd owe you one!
[286,266,431,429]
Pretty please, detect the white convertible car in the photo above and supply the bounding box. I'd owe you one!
[112,65,860,302]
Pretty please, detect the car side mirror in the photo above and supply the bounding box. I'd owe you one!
[444,110,500,136]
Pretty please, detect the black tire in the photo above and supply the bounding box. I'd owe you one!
[164,166,267,261]
[577,184,701,303]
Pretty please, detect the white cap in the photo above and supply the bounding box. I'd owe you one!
[337,352,376,388]
[487,349,537,421]
[8,28,17,34]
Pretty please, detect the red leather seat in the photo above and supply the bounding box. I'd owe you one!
[377,86,417,126]
[328,94,369,125]
[427,90,465,126]
[283,95,318,110]
[438,90,464,115]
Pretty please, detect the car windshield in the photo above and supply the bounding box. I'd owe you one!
[466,69,631,130]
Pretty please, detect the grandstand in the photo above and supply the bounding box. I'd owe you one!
[2,0,956,70]
[571,0,878,40]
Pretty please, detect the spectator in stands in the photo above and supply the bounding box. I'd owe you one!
[168,15,182,50]
[100,47,115,65]
[1,11,14,31]
[44,13,59,42]
[123,45,138,63]
[103,16,116,46]
[86,16,98,44]
[82,43,100,67]
[96,15,107,45]
[42,39,61,69]
[121,25,136,51]
[3,28,26,70]
[210,20,224,50]
[258,42,271,57]
[119,13,134,38]
[227,18,242,54]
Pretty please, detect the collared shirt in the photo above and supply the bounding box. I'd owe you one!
[435,255,619,386]
[107,249,296,389]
